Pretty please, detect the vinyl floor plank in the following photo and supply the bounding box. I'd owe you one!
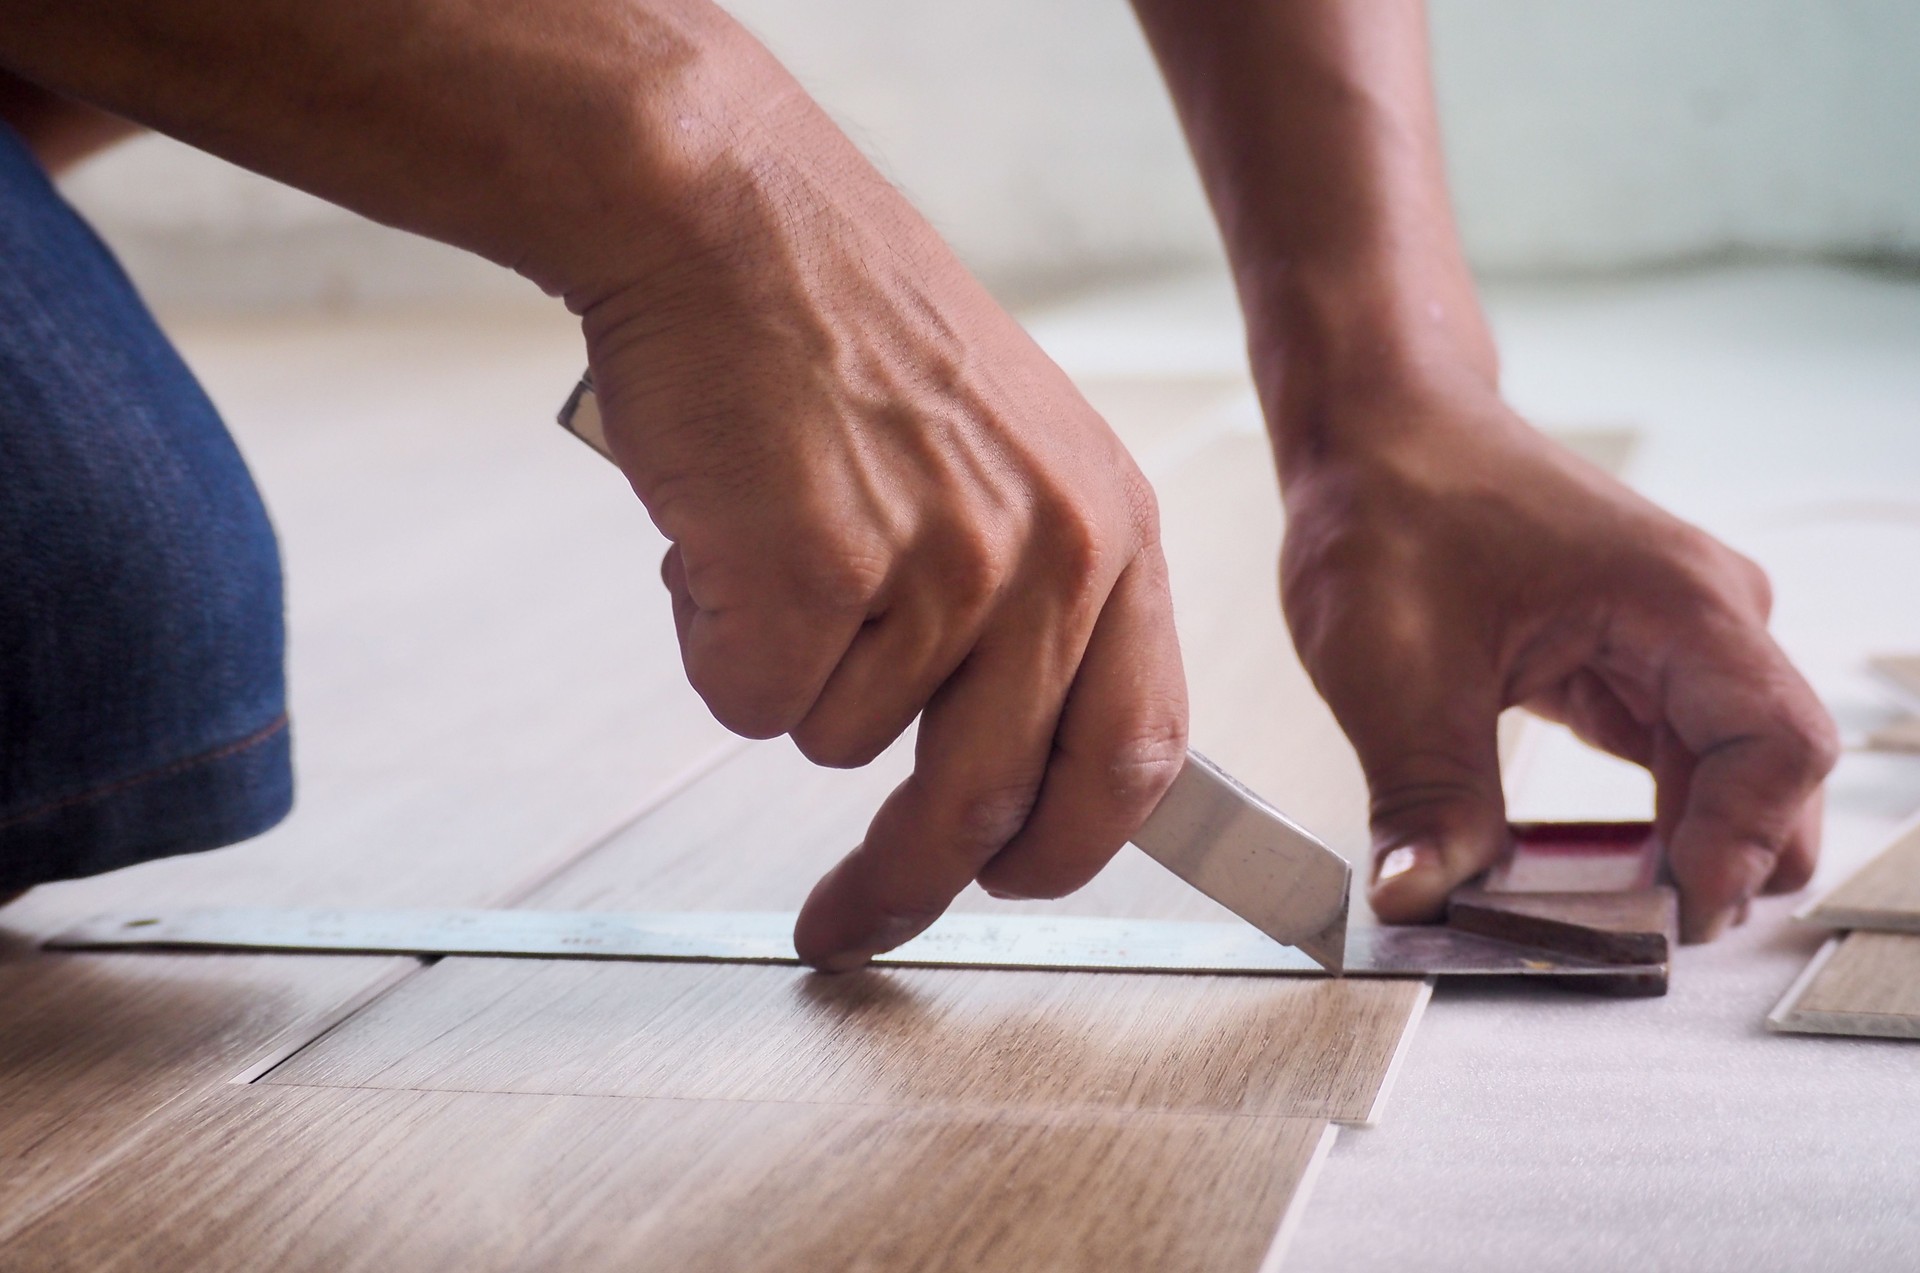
[265,957,1425,1124]
[1768,931,1920,1040]
[0,943,398,1236]
[1801,816,1920,932]
[1,1084,1331,1273]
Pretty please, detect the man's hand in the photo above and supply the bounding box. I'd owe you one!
[579,64,1187,971]
[1280,378,1837,942]
[1131,0,1836,939]
[0,0,1188,968]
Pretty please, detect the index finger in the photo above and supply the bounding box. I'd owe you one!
[790,598,1085,971]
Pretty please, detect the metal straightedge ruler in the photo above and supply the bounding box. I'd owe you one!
[44,907,1661,980]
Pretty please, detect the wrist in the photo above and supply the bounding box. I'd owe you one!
[1241,252,1503,487]
[511,5,879,314]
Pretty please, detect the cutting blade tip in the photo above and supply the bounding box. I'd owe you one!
[1296,894,1349,973]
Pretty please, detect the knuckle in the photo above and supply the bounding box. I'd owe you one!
[684,658,807,741]
[698,689,797,741]
[792,534,892,612]
[984,860,1089,903]
[950,780,1041,859]
[1678,531,1773,619]
[1121,469,1163,545]
[1103,709,1190,809]
[791,716,890,770]
[1364,750,1500,832]
[1036,494,1112,593]
[932,522,1010,614]
[1775,703,1842,785]
[1736,555,1775,615]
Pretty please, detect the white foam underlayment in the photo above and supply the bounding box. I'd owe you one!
[1028,264,1920,1273]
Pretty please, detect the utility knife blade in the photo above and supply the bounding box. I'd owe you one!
[1129,751,1351,971]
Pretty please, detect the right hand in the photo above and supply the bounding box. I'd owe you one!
[573,68,1188,972]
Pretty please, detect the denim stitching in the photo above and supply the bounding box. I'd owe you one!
[0,714,289,832]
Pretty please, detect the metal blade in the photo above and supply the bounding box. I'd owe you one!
[1129,751,1352,970]
[41,909,1648,977]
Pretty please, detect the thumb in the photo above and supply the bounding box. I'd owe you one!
[1343,673,1509,924]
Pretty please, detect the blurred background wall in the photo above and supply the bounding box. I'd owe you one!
[56,0,1920,312]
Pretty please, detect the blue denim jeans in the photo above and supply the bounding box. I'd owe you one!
[0,123,291,893]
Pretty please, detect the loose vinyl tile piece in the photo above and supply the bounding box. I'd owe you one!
[1800,816,1920,933]
[1768,931,1920,1040]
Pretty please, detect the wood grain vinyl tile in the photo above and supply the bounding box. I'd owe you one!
[264,957,1424,1124]
[1768,932,1920,1040]
[1802,817,1920,932]
[0,946,399,1236]
[1,1084,1331,1273]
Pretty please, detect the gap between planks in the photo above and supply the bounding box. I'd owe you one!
[231,737,749,1085]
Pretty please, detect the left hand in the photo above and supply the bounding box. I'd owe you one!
[1274,374,1838,942]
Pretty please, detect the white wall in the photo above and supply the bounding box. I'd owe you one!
[55,0,1920,311]
[1434,0,1920,271]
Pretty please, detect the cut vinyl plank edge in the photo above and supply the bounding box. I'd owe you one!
[1355,977,1435,1128]
[1765,934,1843,1034]
[1803,907,1920,934]
[1256,1122,1341,1273]
[1770,1008,1920,1041]
[248,1079,1354,1126]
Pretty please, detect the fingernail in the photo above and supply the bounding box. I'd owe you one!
[813,914,929,974]
[1372,843,1439,887]
[813,948,875,974]
[982,885,1029,901]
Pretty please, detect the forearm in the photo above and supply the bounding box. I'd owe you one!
[0,0,872,308]
[0,71,140,172]
[1131,0,1498,479]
